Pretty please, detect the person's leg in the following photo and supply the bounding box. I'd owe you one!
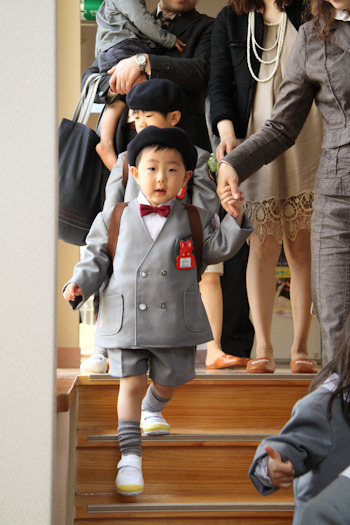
[283,229,313,360]
[246,232,281,369]
[96,99,125,171]
[311,194,350,365]
[116,373,147,496]
[220,244,255,357]
[199,272,224,365]
[141,382,176,435]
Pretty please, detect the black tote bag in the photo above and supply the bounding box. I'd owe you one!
[58,74,109,245]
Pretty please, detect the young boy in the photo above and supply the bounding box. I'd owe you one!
[64,126,253,496]
[94,0,185,170]
[82,79,248,375]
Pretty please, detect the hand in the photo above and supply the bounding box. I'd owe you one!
[216,120,238,161]
[265,445,295,488]
[220,184,244,223]
[217,162,240,216]
[108,56,148,94]
[216,135,238,161]
[63,283,83,302]
[175,38,186,52]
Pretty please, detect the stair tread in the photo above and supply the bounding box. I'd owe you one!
[73,362,316,385]
[77,493,293,505]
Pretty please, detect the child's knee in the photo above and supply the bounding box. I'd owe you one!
[152,382,176,401]
[120,374,147,397]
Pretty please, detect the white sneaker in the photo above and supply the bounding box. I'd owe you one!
[115,454,144,496]
[140,410,170,435]
[80,353,107,374]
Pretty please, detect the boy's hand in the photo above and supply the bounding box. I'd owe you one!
[63,283,83,302]
[217,162,240,216]
[175,38,186,52]
[220,184,244,225]
[265,445,295,488]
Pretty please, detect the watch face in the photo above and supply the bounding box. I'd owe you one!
[136,54,146,67]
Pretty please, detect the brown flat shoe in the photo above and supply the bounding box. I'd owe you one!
[246,357,275,374]
[206,355,249,369]
[290,358,318,374]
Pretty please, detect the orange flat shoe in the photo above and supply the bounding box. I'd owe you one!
[290,358,318,374]
[246,357,275,374]
[206,355,249,369]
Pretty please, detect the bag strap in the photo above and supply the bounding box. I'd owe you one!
[72,73,101,125]
[107,202,129,260]
[107,201,203,282]
[122,153,129,188]
[183,204,203,283]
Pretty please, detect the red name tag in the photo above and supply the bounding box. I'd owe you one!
[176,240,195,270]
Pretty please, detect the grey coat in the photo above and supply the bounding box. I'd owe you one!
[300,470,350,525]
[249,386,350,525]
[95,0,176,56]
[104,147,220,214]
[225,20,350,197]
[65,198,253,348]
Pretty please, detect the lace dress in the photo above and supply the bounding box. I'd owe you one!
[240,18,322,244]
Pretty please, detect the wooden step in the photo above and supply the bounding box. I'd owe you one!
[77,366,312,434]
[74,366,311,524]
[75,494,293,523]
[76,432,293,499]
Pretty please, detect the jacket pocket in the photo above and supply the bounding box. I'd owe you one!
[98,293,123,335]
[229,42,246,67]
[183,291,208,332]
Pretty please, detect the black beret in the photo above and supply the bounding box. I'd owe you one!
[127,126,198,171]
[126,78,185,113]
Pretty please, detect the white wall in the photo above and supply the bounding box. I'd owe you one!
[0,2,57,522]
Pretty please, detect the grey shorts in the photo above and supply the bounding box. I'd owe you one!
[107,346,196,387]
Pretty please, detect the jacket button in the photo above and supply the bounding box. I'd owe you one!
[141,271,148,278]
[161,270,167,276]
[139,303,147,311]
[160,303,166,309]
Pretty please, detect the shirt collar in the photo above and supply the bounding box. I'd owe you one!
[156,3,179,20]
[137,191,174,207]
[334,9,350,21]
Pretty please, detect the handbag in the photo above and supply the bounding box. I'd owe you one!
[58,73,109,245]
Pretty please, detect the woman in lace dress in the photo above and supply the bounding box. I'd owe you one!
[209,0,322,373]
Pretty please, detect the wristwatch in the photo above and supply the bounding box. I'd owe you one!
[135,54,147,72]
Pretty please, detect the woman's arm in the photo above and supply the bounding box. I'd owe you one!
[217,25,318,206]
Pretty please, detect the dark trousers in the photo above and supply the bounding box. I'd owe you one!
[220,243,254,357]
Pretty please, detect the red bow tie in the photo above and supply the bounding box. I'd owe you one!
[140,204,171,218]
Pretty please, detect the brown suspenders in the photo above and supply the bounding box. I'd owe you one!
[107,202,203,282]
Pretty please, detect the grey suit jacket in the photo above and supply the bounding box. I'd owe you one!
[104,147,220,214]
[300,471,350,525]
[249,386,350,525]
[65,198,253,348]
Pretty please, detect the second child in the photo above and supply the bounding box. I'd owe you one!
[94,0,185,170]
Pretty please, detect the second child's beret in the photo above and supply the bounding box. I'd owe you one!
[127,126,198,171]
[126,78,185,113]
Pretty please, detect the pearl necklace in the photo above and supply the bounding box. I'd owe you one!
[247,10,287,83]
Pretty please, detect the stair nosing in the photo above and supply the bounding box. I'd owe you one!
[86,501,294,514]
[86,433,271,443]
[87,372,314,381]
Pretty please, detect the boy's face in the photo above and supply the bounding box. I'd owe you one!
[132,110,181,134]
[131,147,192,207]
